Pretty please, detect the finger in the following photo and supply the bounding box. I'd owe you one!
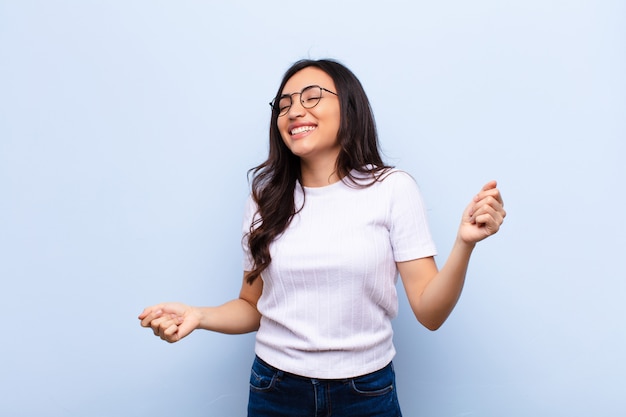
[474,181,503,204]
[161,322,179,342]
[138,307,156,320]
[470,192,505,220]
[469,202,495,224]
[468,196,492,222]
[475,187,503,205]
[481,180,497,192]
[140,309,164,328]
[151,313,180,329]
[476,202,506,228]
[474,212,503,235]
[471,197,507,226]
[152,315,181,337]
[175,319,195,341]
[138,303,168,320]
[149,315,169,335]
[473,180,497,200]
[160,316,185,342]
[474,206,503,225]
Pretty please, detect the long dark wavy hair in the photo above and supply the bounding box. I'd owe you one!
[245,59,392,284]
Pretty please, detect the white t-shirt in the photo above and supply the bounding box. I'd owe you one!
[242,169,437,379]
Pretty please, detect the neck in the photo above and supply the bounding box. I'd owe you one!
[300,155,341,188]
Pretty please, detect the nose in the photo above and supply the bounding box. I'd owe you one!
[286,93,306,119]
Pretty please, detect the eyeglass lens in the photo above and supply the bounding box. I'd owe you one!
[277,86,324,115]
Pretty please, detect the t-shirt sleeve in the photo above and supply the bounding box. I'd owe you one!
[241,195,258,271]
[387,171,438,262]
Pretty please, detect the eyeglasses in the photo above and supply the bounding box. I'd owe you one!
[270,85,338,116]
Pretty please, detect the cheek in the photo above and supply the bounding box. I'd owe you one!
[326,114,341,142]
[277,125,292,149]
[327,106,341,131]
[276,119,289,139]
[332,119,341,137]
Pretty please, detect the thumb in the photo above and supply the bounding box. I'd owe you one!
[175,318,196,341]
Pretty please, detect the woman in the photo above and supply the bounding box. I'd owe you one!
[139,59,506,416]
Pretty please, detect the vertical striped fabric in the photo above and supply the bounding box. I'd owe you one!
[242,169,437,379]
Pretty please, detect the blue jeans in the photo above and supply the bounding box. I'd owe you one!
[247,356,403,417]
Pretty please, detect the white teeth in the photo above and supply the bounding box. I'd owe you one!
[290,126,316,135]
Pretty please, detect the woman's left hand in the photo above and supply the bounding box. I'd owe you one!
[459,180,506,244]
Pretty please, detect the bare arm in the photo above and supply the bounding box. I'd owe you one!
[398,240,473,330]
[399,181,506,331]
[138,271,263,343]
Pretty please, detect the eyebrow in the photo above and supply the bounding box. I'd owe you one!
[280,84,318,97]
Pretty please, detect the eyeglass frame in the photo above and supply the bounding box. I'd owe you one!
[269,85,338,116]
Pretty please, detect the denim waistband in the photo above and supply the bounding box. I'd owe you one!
[254,355,393,382]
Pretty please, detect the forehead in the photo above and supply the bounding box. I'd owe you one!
[281,67,336,94]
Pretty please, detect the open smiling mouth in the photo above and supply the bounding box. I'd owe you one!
[290,126,316,135]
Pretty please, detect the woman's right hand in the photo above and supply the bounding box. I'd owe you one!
[138,302,201,343]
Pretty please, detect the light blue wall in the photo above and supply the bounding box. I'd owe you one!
[1,1,624,416]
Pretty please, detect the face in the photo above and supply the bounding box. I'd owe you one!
[277,67,341,164]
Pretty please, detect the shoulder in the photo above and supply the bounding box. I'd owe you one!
[345,168,423,202]
[348,166,416,186]
[243,194,260,222]
[377,168,419,190]
[375,170,428,208]
[244,193,257,211]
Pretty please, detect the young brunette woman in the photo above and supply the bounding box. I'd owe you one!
[139,59,506,417]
